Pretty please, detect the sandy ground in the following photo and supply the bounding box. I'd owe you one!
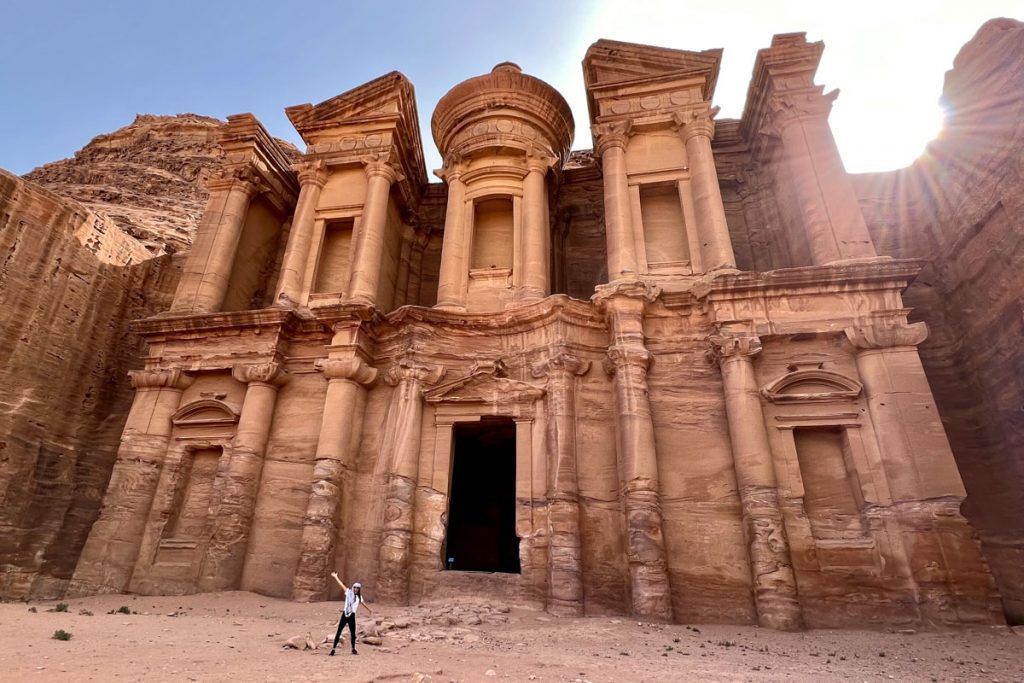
[0,592,1021,682]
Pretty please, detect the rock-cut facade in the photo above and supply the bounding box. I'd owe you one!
[68,34,1005,629]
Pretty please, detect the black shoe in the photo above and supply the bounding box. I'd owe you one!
[329,649,335,656]
[351,648,358,655]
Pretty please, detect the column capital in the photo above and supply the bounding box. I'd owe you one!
[591,121,633,157]
[314,357,378,386]
[602,344,652,376]
[707,334,763,365]
[764,90,838,134]
[525,148,558,175]
[591,279,660,312]
[844,320,928,350]
[672,106,718,143]
[531,349,590,380]
[385,358,444,387]
[128,367,194,391]
[362,154,405,184]
[434,154,468,183]
[206,165,265,196]
[291,159,329,188]
[232,361,289,388]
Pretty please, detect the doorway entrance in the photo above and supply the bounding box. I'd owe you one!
[444,417,520,573]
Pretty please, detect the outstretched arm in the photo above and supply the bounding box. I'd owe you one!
[330,571,348,591]
[361,598,374,616]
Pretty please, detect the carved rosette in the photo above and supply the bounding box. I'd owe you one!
[844,321,928,350]
[232,362,289,388]
[591,121,633,157]
[672,107,718,143]
[706,334,763,365]
[128,368,194,391]
[314,357,378,386]
[292,158,329,189]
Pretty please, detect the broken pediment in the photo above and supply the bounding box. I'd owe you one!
[286,72,418,141]
[761,367,863,404]
[171,399,240,428]
[584,39,722,106]
[425,367,544,405]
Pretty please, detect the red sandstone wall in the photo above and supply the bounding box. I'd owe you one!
[852,18,1024,623]
[0,170,182,598]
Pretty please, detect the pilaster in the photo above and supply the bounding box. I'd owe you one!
[707,334,803,631]
[347,154,405,307]
[376,357,444,604]
[275,159,328,305]
[198,362,287,592]
[293,357,378,601]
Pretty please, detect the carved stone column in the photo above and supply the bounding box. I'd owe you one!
[69,368,193,595]
[172,167,263,313]
[435,159,469,310]
[198,362,287,591]
[843,321,955,500]
[376,358,444,603]
[292,358,377,601]
[275,159,328,304]
[347,156,404,306]
[593,122,638,280]
[532,349,590,616]
[708,334,803,631]
[766,93,876,265]
[593,281,672,620]
[520,153,555,302]
[673,109,737,272]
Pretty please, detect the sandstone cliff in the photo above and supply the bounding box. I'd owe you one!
[853,18,1024,623]
[24,114,226,255]
[0,170,183,598]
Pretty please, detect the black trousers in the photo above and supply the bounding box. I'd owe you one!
[333,612,356,650]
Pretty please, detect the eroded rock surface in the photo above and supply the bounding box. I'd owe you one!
[853,18,1024,623]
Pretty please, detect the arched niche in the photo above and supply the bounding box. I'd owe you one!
[761,365,862,404]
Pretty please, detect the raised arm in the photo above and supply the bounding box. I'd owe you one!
[330,571,348,591]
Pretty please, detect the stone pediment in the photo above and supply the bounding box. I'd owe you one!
[425,369,544,405]
[761,367,862,404]
[584,39,722,102]
[286,72,416,138]
[171,399,239,427]
[285,72,427,190]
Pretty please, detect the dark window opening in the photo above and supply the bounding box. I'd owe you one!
[444,417,520,573]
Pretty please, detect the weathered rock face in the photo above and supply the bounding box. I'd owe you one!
[24,114,227,256]
[852,18,1024,624]
[0,169,182,598]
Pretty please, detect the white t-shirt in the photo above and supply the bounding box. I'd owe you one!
[343,588,362,617]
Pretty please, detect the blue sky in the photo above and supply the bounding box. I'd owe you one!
[2,0,1021,176]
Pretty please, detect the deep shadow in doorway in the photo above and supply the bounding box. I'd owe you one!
[445,416,520,573]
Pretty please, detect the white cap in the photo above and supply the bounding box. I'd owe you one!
[352,582,362,589]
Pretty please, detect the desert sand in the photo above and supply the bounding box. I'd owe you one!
[1,591,1021,682]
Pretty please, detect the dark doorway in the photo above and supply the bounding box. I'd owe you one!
[445,417,520,573]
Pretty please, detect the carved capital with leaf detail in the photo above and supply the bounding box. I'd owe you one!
[207,164,265,196]
[129,368,194,391]
[232,362,288,388]
[706,334,763,365]
[602,345,652,376]
[531,349,590,380]
[672,107,718,143]
[844,321,928,350]
[362,153,405,184]
[314,357,378,386]
[385,358,444,388]
[591,121,633,157]
[292,158,329,189]
[764,90,839,134]
[591,279,660,313]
